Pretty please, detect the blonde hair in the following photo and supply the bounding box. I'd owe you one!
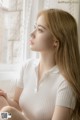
[37,9,80,120]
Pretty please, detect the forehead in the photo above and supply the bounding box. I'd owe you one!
[37,15,47,26]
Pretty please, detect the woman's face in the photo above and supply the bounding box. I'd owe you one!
[29,15,54,52]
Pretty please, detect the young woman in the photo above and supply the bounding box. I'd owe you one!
[0,8,80,120]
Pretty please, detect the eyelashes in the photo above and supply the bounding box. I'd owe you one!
[37,28,43,32]
[33,25,44,32]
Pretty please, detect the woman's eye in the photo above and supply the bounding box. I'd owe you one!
[38,28,43,32]
[33,25,43,32]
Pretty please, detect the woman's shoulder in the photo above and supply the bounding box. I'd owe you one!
[57,74,69,86]
[56,74,74,93]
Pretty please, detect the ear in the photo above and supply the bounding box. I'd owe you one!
[53,40,59,47]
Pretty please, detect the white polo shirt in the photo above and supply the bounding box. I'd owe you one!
[17,59,76,120]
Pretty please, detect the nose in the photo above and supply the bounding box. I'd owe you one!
[30,29,36,38]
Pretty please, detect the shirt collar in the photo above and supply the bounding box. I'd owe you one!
[47,65,59,74]
[34,59,59,74]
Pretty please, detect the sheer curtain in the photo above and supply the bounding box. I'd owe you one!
[22,0,46,61]
[22,0,80,61]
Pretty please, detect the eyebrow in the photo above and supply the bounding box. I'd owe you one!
[34,22,47,30]
[37,25,47,30]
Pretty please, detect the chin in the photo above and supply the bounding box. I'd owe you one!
[30,48,40,52]
[29,45,43,52]
[30,47,38,51]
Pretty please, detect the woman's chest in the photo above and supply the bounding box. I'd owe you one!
[19,76,58,120]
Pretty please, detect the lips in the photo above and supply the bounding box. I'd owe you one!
[29,39,34,45]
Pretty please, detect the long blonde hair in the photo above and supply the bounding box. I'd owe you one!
[37,9,80,120]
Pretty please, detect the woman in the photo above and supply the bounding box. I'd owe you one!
[0,9,80,120]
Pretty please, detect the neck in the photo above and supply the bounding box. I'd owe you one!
[37,51,56,81]
[39,51,56,72]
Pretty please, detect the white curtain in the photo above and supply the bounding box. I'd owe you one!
[22,0,47,61]
[22,0,80,61]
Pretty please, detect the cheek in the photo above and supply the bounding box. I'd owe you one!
[37,35,53,50]
[30,33,53,51]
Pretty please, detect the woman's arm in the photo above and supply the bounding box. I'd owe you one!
[7,87,23,111]
[52,106,73,120]
[0,87,23,111]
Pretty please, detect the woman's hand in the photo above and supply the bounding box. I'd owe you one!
[0,89,7,100]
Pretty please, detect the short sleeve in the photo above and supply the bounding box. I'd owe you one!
[16,59,31,88]
[56,79,76,110]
